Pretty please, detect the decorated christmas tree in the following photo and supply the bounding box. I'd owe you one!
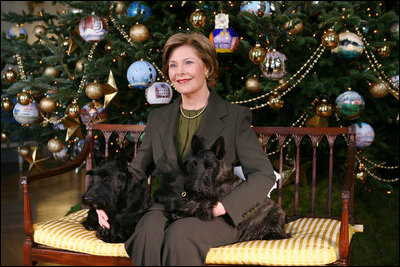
[1,1,398,190]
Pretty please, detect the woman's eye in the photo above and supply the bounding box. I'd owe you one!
[169,64,176,68]
[185,61,193,65]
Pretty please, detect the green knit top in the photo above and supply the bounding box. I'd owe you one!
[176,107,205,163]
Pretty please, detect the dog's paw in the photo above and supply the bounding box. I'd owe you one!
[82,219,99,231]
[198,209,215,221]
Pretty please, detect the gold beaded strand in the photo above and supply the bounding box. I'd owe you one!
[247,45,325,110]
[354,26,399,99]
[15,54,27,82]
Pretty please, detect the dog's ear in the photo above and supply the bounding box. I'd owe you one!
[93,148,106,165]
[211,136,225,160]
[191,135,205,155]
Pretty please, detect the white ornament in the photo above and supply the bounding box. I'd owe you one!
[145,82,173,104]
[12,102,40,124]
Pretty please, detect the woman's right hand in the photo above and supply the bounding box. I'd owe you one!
[96,209,110,229]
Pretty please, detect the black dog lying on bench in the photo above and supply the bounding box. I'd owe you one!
[81,149,152,243]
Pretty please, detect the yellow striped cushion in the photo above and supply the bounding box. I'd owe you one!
[34,210,356,265]
[34,209,129,257]
[206,217,356,265]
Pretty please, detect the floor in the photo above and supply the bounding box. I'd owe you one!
[1,159,85,266]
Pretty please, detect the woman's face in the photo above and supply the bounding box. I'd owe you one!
[168,45,209,96]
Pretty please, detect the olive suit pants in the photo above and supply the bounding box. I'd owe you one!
[124,203,238,266]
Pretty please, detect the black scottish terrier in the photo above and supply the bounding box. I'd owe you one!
[165,135,291,241]
[81,148,152,243]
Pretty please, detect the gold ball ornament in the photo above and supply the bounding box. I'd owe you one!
[47,138,64,153]
[249,43,266,64]
[85,81,104,100]
[75,58,84,72]
[33,24,47,38]
[245,76,261,93]
[18,146,31,157]
[3,67,18,83]
[65,100,81,119]
[39,96,57,113]
[321,28,339,49]
[377,45,390,58]
[1,97,14,112]
[268,92,284,110]
[316,99,332,117]
[369,81,389,98]
[44,66,60,77]
[1,129,10,142]
[129,23,149,42]
[17,91,33,105]
[190,9,206,29]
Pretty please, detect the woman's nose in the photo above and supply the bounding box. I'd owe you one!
[176,65,185,75]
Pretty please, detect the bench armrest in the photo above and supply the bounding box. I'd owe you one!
[21,135,92,243]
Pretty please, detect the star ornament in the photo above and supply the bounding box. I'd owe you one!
[23,146,50,172]
[62,116,83,141]
[103,70,120,108]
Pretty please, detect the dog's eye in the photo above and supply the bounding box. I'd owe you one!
[204,160,214,169]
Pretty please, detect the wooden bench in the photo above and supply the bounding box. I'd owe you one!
[21,123,359,266]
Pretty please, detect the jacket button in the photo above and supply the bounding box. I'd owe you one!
[181,191,187,198]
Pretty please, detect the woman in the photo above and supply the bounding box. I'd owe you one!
[97,32,276,265]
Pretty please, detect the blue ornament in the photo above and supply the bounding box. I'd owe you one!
[331,31,364,59]
[127,60,157,89]
[209,28,239,53]
[353,122,375,148]
[240,1,270,17]
[335,90,365,120]
[127,2,152,20]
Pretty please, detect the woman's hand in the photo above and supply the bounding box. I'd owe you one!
[96,209,110,229]
[213,201,226,217]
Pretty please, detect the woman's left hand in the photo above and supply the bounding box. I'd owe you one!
[213,201,226,217]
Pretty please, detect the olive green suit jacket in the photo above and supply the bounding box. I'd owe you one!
[129,90,276,226]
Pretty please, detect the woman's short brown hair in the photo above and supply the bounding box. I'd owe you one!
[162,32,218,88]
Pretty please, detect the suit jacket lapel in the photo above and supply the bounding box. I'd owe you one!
[156,96,181,171]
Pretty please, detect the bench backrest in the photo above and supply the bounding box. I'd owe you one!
[86,124,357,223]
